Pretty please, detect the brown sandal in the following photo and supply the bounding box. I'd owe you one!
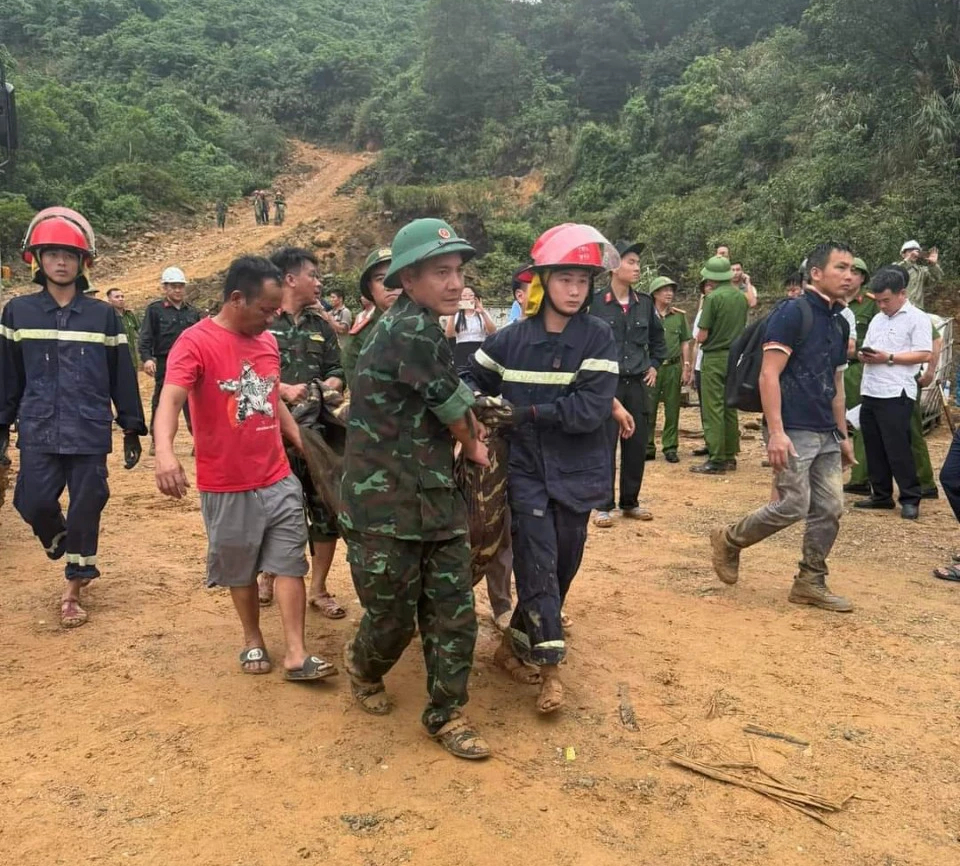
[430,715,491,760]
[309,592,346,619]
[494,642,541,684]
[537,676,564,714]
[343,642,392,714]
[60,598,88,628]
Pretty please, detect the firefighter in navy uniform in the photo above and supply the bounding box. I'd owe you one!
[467,223,620,716]
[0,208,146,628]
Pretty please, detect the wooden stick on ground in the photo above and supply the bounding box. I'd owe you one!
[617,682,641,733]
[743,724,809,747]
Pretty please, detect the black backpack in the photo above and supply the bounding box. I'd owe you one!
[724,297,817,413]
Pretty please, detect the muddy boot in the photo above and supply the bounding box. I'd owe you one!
[710,526,740,585]
[788,575,853,613]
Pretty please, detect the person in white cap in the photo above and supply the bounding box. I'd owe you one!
[139,266,201,453]
[896,240,942,309]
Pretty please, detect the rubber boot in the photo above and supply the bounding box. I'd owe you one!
[788,575,853,612]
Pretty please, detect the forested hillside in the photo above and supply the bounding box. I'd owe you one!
[2,0,959,290]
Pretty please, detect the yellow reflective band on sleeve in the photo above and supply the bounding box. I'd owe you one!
[65,553,97,566]
[473,348,504,374]
[0,324,15,340]
[502,369,576,385]
[2,328,122,346]
[533,640,566,650]
[579,357,620,375]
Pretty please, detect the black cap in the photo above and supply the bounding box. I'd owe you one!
[615,240,644,259]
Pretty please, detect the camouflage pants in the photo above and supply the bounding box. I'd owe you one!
[344,531,477,733]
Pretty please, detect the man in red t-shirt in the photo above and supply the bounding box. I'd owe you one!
[153,256,337,682]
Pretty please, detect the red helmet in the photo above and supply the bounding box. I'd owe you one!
[516,223,619,282]
[22,207,96,265]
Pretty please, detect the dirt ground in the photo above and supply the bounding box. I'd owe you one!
[2,402,959,866]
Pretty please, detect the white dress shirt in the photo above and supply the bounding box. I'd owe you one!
[860,300,933,400]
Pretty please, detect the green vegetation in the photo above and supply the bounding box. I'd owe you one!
[2,0,959,293]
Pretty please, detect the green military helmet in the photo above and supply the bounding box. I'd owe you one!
[359,246,392,301]
[852,257,870,279]
[700,255,733,283]
[383,218,476,289]
[649,275,678,295]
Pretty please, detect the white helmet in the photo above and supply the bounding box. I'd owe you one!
[161,266,187,284]
[900,240,921,254]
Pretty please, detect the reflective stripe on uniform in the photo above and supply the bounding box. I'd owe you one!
[475,347,618,384]
[65,553,97,566]
[0,327,125,346]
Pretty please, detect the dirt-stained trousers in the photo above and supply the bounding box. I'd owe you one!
[508,502,589,667]
[344,531,477,733]
[14,451,110,582]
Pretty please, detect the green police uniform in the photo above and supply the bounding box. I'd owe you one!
[340,220,479,734]
[697,259,748,466]
[646,278,692,457]
[116,308,140,373]
[845,290,877,486]
[270,308,344,541]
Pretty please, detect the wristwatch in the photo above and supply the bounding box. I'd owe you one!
[886,353,895,366]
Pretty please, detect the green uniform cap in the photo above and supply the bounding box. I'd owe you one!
[700,256,733,283]
[359,246,392,300]
[852,257,869,277]
[649,276,678,294]
[384,219,475,289]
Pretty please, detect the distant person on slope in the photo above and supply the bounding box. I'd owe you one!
[139,266,201,455]
[216,200,227,231]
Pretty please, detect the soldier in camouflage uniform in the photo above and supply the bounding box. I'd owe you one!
[258,248,347,616]
[340,218,491,761]
[341,247,396,389]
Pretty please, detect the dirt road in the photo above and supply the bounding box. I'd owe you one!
[2,405,959,865]
[94,142,371,307]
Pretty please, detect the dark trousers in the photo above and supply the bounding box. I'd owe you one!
[508,502,589,667]
[13,451,110,581]
[940,429,960,522]
[150,358,192,437]
[604,376,649,510]
[860,393,920,506]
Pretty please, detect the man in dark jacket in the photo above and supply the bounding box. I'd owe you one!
[139,266,201,453]
[1,210,146,628]
[589,240,666,524]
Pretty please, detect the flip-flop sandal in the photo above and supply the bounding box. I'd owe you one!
[932,565,960,582]
[593,512,614,528]
[309,593,346,619]
[430,716,491,760]
[284,655,338,682]
[951,553,960,564]
[494,643,542,684]
[60,598,88,628]
[257,573,274,606]
[239,647,272,674]
[537,677,564,715]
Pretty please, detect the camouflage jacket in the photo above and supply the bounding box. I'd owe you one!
[341,307,382,392]
[269,307,344,388]
[339,292,475,540]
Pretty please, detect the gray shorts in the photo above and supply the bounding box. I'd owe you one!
[199,474,309,588]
